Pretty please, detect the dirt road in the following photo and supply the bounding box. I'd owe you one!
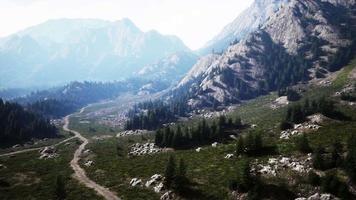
[0,136,75,158]
[63,115,120,200]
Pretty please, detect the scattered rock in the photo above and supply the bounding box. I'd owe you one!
[160,191,174,200]
[225,154,234,159]
[295,193,339,200]
[130,178,142,187]
[128,143,162,156]
[154,182,164,193]
[253,155,312,176]
[116,130,148,137]
[280,117,322,139]
[39,146,58,159]
[12,144,21,148]
[145,174,162,188]
[0,164,6,169]
[211,142,218,147]
[271,96,289,109]
[84,160,94,167]
[196,147,202,152]
[251,124,257,128]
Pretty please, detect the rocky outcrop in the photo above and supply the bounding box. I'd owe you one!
[198,0,289,55]
[174,0,355,109]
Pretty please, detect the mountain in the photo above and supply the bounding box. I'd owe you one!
[136,51,199,85]
[197,0,288,55]
[0,18,189,88]
[175,0,356,108]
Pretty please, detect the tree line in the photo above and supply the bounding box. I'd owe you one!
[281,97,348,127]
[125,98,190,130]
[155,116,242,149]
[0,98,57,146]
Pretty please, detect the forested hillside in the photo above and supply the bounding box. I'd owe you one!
[0,99,57,146]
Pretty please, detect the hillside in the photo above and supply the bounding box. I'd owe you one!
[176,0,356,109]
[198,0,288,55]
[0,99,57,146]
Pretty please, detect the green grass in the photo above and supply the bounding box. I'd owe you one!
[0,139,102,200]
[78,58,356,199]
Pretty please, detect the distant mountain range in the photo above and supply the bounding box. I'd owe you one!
[0,18,189,88]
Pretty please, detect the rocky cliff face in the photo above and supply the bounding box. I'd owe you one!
[198,0,288,55]
[175,0,356,108]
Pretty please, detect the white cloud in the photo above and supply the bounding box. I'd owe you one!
[0,0,253,49]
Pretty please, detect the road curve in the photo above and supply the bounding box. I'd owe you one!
[63,115,120,200]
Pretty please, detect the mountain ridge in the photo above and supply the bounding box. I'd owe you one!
[0,18,190,88]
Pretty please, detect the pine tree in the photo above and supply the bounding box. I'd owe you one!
[313,147,324,170]
[236,136,245,156]
[55,175,66,200]
[296,134,312,153]
[174,158,188,192]
[236,158,252,192]
[164,155,176,189]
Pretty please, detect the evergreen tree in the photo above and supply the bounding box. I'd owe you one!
[164,155,176,189]
[55,175,66,200]
[236,159,252,192]
[175,158,188,192]
[236,136,245,156]
[313,147,324,170]
[296,134,312,153]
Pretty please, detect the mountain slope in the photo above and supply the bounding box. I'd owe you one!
[0,18,189,88]
[176,0,356,108]
[136,51,199,84]
[198,0,288,55]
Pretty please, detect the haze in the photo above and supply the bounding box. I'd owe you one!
[0,0,253,50]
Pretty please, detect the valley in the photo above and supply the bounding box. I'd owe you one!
[1,59,356,199]
[0,0,355,199]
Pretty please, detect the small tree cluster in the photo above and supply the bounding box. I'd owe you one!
[163,155,188,192]
[345,133,356,183]
[155,116,242,149]
[285,97,337,124]
[296,134,312,153]
[235,132,263,156]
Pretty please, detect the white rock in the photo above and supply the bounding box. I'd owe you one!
[196,147,202,152]
[225,154,234,159]
[130,178,142,187]
[160,191,174,200]
[211,142,218,147]
[84,160,94,167]
[154,182,164,193]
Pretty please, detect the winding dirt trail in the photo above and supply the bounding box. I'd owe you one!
[63,115,120,200]
[0,136,75,158]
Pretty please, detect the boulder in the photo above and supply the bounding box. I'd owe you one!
[84,160,94,167]
[224,154,234,159]
[211,142,218,147]
[130,178,142,187]
[154,182,164,193]
[160,191,174,200]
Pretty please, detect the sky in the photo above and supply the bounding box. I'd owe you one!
[0,0,253,50]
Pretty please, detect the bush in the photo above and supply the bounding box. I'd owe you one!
[296,134,312,153]
[321,172,351,199]
[313,147,325,170]
[280,121,293,130]
[308,171,320,186]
